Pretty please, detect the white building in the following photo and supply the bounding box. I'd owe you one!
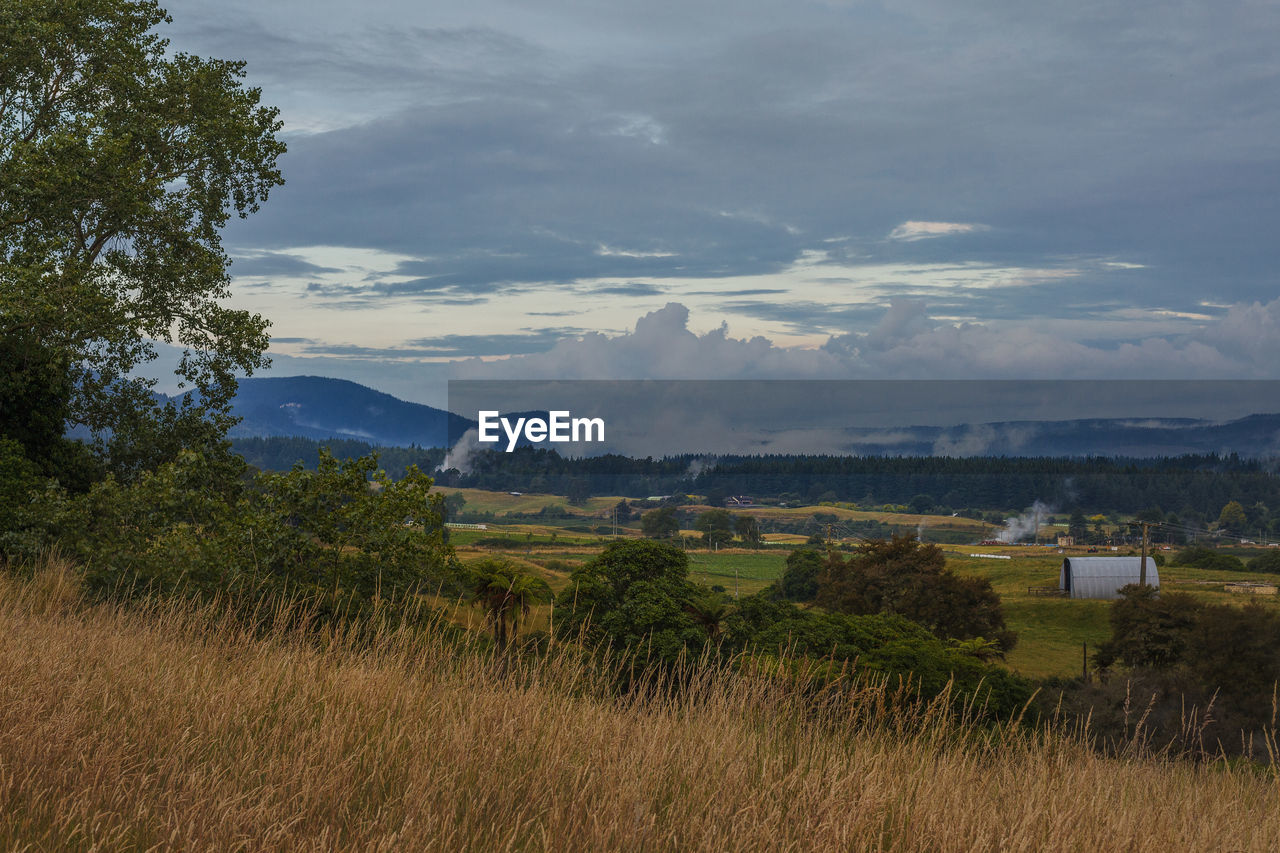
[1058,556,1159,600]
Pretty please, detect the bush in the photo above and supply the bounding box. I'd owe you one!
[723,594,1033,719]
[0,437,46,561]
[554,540,707,666]
[777,548,823,602]
[64,448,459,622]
[1246,549,1280,574]
[1065,587,1280,757]
[1170,545,1245,572]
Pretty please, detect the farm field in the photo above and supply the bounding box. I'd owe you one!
[437,488,992,534]
[436,487,626,517]
[446,489,1280,680]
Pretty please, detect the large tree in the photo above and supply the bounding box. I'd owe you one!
[816,534,1017,654]
[640,505,680,539]
[1,0,285,477]
[554,539,708,665]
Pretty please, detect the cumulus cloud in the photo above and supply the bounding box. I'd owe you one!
[453,298,1280,383]
[452,302,845,380]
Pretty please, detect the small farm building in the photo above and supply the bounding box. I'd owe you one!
[1058,556,1159,600]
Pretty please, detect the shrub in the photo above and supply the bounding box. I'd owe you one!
[723,594,1033,719]
[1245,549,1280,574]
[64,448,458,621]
[777,548,823,602]
[554,540,707,666]
[1170,545,1245,572]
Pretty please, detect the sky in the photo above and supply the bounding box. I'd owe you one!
[161,0,1280,407]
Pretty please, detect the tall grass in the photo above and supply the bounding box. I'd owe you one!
[1,556,1278,851]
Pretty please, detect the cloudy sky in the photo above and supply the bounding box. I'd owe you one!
[164,0,1280,406]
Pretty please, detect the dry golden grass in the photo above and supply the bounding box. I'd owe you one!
[2,558,1280,851]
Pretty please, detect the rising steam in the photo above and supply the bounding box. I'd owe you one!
[996,500,1053,543]
[437,428,482,475]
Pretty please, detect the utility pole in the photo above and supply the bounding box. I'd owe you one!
[1139,521,1150,586]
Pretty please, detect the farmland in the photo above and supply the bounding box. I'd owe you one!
[443,488,1280,680]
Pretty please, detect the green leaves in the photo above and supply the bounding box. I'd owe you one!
[466,557,552,650]
[554,540,706,665]
[816,535,1017,654]
[65,447,457,618]
[1,0,284,476]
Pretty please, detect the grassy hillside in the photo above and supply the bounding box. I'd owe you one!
[2,563,1279,851]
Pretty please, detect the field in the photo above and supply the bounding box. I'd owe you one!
[446,489,1280,680]
[3,563,1280,851]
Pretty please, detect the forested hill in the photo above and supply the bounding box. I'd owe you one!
[233,436,1280,520]
[223,377,471,446]
[683,453,1279,518]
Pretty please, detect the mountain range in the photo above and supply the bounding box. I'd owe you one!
[223,375,1280,459]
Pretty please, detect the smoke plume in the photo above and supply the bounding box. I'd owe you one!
[996,500,1053,543]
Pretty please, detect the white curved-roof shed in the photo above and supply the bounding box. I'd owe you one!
[1059,557,1159,600]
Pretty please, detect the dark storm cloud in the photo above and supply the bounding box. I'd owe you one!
[297,328,586,359]
[161,0,1280,361]
[590,282,666,297]
[229,252,342,278]
[227,97,806,295]
[683,288,789,297]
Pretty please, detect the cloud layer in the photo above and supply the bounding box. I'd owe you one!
[152,0,1280,386]
[454,298,1280,381]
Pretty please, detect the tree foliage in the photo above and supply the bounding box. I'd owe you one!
[777,547,823,602]
[62,448,457,620]
[733,514,761,546]
[554,539,707,665]
[1169,545,1245,572]
[722,594,1033,719]
[815,534,1017,653]
[1218,500,1248,532]
[466,557,551,651]
[1,0,285,476]
[640,505,680,539]
[1246,549,1280,574]
[1078,585,1280,753]
[1093,585,1202,671]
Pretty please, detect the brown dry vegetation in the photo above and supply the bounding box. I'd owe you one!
[2,558,1280,852]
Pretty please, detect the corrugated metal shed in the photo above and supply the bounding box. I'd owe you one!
[1058,557,1159,600]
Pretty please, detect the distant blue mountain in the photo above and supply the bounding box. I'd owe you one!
[221,375,1280,458]
[227,376,472,447]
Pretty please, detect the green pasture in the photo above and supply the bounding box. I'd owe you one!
[447,488,1280,681]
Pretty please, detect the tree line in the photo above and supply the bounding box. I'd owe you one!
[237,437,1280,524]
